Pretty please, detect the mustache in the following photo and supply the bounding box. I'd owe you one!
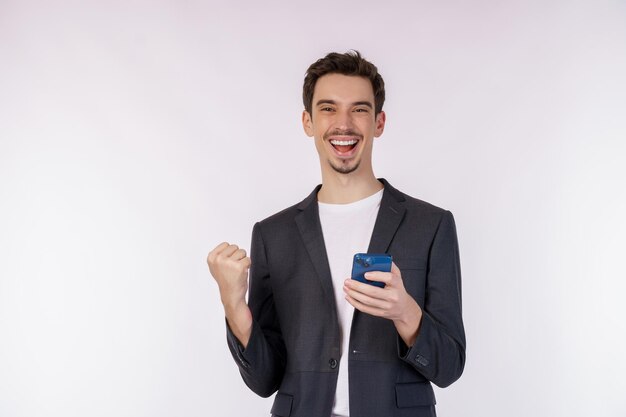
[324,129,363,140]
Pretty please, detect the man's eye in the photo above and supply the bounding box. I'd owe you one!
[355,108,369,113]
[321,107,333,111]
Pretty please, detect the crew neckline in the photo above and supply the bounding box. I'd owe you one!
[318,188,384,212]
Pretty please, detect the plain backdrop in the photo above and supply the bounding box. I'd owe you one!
[1,1,625,416]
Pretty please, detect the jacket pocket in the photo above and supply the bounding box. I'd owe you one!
[394,258,427,304]
[394,258,426,271]
[395,381,437,408]
[271,392,293,417]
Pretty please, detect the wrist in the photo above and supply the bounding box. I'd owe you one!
[219,287,247,311]
[222,297,248,317]
[224,302,253,348]
[394,298,422,347]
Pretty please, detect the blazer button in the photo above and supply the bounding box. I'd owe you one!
[415,355,429,366]
[329,358,338,369]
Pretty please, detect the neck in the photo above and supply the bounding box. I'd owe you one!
[317,169,383,204]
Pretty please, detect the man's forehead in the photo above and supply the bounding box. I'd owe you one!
[313,73,375,102]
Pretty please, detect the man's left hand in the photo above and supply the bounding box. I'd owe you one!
[344,262,423,347]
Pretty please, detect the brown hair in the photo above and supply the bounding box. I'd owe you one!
[303,50,385,116]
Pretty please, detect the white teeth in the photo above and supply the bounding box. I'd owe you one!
[330,139,357,146]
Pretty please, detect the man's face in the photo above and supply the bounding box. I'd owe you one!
[302,73,385,176]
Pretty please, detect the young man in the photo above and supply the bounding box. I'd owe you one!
[207,51,465,417]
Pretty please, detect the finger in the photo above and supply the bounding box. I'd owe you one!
[345,291,380,309]
[208,242,230,263]
[344,278,385,296]
[345,294,386,317]
[363,270,392,284]
[344,283,388,308]
[241,257,251,269]
[391,261,401,276]
[221,244,240,258]
[232,248,247,261]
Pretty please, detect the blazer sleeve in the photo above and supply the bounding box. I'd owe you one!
[225,222,287,397]
[398,210,466,388]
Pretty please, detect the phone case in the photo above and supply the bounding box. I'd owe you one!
[351,253,392,288]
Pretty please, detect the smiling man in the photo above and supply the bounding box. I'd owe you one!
[207,51,466,417]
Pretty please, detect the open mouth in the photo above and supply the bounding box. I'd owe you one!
[329,138,359,154]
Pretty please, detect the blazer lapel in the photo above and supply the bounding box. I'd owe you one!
[367,178,407,253]
[294,185,336,305]
[294,179,406,309]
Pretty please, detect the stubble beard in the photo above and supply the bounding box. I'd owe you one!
[329,158,360,174]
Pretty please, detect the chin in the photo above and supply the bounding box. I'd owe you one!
[329,160,360,175]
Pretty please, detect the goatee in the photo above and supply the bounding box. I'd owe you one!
[329,159,360,174]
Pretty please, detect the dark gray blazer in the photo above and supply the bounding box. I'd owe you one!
[227,179,466,417]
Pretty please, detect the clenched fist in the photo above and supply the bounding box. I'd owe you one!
[207,242,251,308]
[207,242,253,347]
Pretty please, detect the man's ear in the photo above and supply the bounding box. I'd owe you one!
[374,111,386,138]
[302,110,314,137]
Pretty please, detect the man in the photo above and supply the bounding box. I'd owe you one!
[207,51,465,417]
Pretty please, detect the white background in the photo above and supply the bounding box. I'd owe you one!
[1,1,625,416]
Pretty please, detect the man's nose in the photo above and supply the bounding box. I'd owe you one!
[334,109,354,130]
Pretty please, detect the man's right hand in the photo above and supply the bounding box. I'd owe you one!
[207,242,251,307]
[207,242,253,347]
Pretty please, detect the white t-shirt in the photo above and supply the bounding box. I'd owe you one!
[318,189,383,417]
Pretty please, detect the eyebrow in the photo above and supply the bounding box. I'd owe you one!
[315,99,373,109]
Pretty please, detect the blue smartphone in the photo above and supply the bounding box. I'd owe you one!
[351,253,392,288]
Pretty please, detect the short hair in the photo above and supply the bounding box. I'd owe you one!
[302,50,385,116]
